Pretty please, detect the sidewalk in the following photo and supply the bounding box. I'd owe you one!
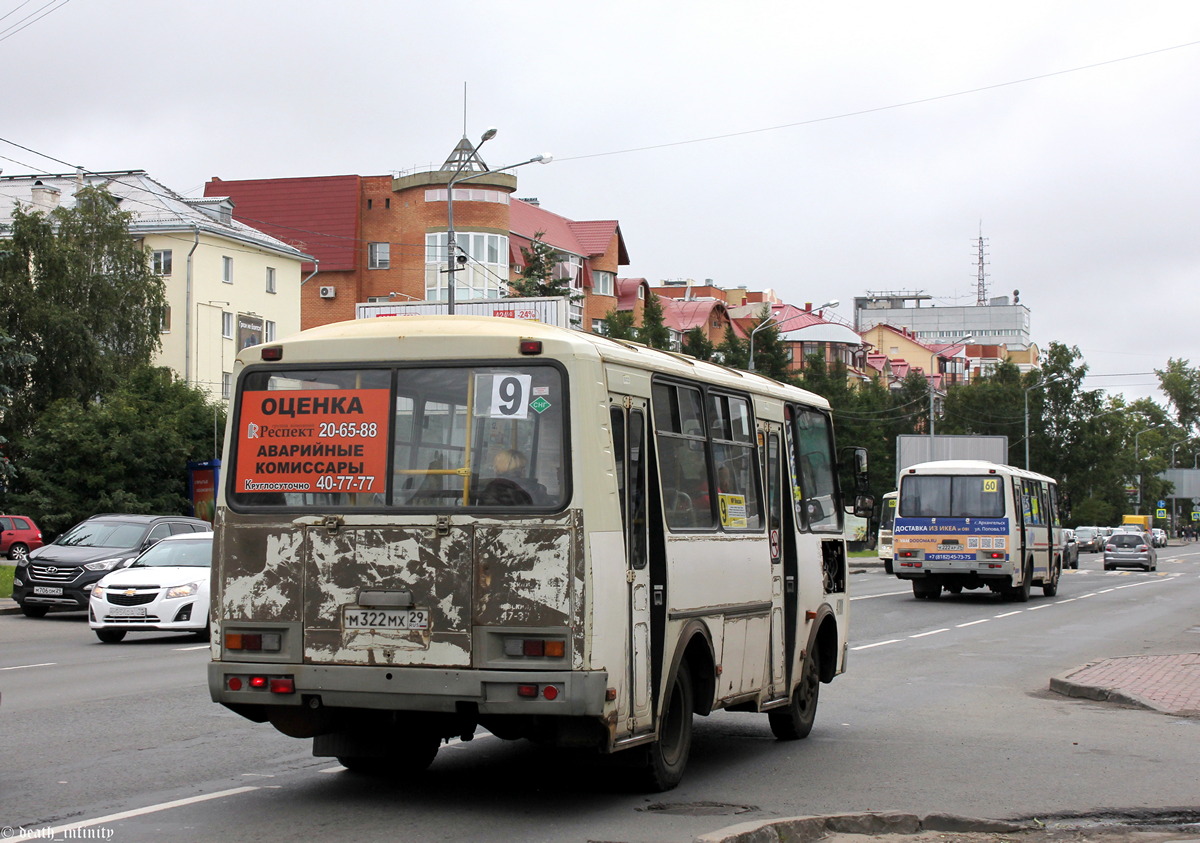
[1050,652,1200,716]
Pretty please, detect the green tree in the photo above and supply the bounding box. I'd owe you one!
[601,308,637,340]
[716,325,747,370]
[681,326,714,360]
[1156,358,1200,434]
[509,231,574,298]
[637,292,672,350]
[0,331,35,489]
[0,185,166,444]
[743,310,791,382]
[6,366,223,535]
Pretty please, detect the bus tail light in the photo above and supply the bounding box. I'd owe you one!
[517,684,539,698]
[225,632,282,652]
[504,637,565,658]
[228,675,294,693]
[269,678,296,694]
[518,340,543,355]
[988,552,1004,559]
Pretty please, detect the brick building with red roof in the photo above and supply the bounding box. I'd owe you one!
[205,138,628,330]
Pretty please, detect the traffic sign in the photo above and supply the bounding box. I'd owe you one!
[1156,508,1167,519]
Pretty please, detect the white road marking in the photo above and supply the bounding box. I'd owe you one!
[994,611,1022,618]
[32,786,259,837]
[173,644,211,651]
[910,628,949,638]
[850,590,911,601]
[955,619,990,628]
[0,662,56,671]
[851,639,902,651]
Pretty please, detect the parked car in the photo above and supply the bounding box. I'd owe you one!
[88,532,213,642]
[1,514,43,562]
[11,514,212,618]
[1151,528,1168,548]
[1073,526,1103,553]
[1103,532,1157,571]
[1061,528,1080,569]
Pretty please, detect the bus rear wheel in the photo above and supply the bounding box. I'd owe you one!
[912,580,941,600]
[632,663,693,792]
[1006,559,1032,602]
[769,650,820,740]
[1042,560,1061,597]
[338,733,440,776]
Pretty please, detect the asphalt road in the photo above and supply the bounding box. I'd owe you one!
[2,545,1198,842]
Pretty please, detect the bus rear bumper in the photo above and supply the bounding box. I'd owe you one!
[208,661,610,718]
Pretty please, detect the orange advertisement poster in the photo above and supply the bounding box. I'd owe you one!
[235,388,391,495]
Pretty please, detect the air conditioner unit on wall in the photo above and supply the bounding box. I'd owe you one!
[319,286,336,299]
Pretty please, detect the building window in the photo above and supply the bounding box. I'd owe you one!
[369,242,390,269]
[591,318,607,335]
[367,199,373,210]
[424,232,509,301]
[222,372,232,400]
[265,320,276,342]
[152,249,172,275]
[424,188,510,205]
[638,285,645,299]
[160,304,171,333]
[593,271,615,297]
[222,311,233,339]
[265,266,276,294]
[222,256,233,284]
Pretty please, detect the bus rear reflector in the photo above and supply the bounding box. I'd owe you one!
[542,685,559,701]
[228,677,243,691]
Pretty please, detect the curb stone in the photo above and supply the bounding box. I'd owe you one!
[694,812,1026,843]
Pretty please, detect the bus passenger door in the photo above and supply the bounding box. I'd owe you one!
[610,400,654,733]
[761,425,788,699]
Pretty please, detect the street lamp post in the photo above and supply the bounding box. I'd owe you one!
[444,128,551,313]
[928,334,972,455]
[1023,373,1068,470]
[1133,424,1163,515]
[747,300,837,373]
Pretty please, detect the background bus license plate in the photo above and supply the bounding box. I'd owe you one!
[344,608,429,630]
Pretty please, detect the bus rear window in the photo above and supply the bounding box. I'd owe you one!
[899,475,1005,518]
[230,365,566,510]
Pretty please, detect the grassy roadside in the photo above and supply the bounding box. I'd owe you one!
[0,563,14,598]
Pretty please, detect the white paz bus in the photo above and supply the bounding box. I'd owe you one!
[208,315,871,791]
[891,460,1063,601]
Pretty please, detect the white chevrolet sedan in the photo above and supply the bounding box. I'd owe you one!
[88,532,213,643]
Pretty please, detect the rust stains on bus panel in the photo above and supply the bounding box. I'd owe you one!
[303,526,474,667]
[570,510,586,670]
[219,524,306,623]
[474,525,573,629]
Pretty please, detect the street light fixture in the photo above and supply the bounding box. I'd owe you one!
[444,128,551,313]
[1023,372,1069,470]
[1133,423,1163,515]
[746,300,838,373]
[928,334,972,450]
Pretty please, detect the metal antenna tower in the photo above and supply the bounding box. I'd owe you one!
[975,225,990,305]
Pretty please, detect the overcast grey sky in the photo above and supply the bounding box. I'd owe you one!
[3,1,1198,405]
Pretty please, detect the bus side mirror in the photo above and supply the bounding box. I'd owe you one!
[839,446,870,493]
[853,494,874,519]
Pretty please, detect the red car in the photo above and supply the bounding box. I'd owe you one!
[1,515,43,562]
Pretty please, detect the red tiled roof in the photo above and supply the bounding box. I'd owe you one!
[617,277,648,310]
[661,297,728,332]
[204,175,361,272]
[568,220,629,263]
[509,199,628,265]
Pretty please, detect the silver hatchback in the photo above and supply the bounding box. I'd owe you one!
[1103,532,1157,571]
